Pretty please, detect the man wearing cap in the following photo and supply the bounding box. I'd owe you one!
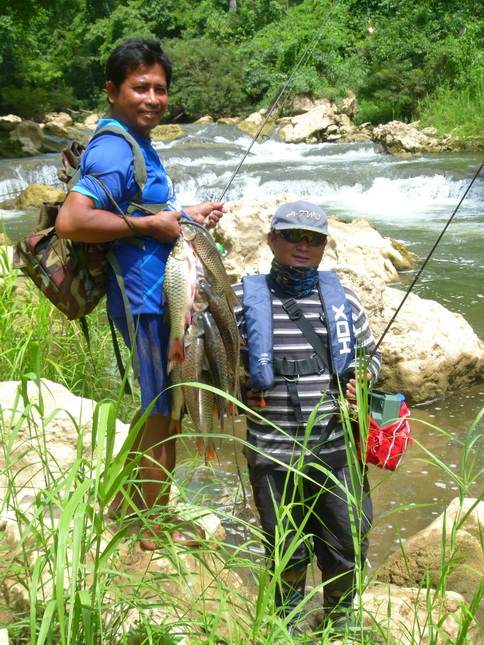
[232,200,381,638]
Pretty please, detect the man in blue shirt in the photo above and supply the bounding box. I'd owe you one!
[56,37,226,550]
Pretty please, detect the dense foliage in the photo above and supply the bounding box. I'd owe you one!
[1,0,483,132]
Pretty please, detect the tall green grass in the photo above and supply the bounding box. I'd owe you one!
[1,243,483,643]
[418,69,484,142]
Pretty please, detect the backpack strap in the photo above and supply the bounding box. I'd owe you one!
[93,125,147,201]
[267,275,335,425]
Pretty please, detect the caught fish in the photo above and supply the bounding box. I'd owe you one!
[199,376,219,465]
[168,362,184,435]
[164,234,197,371]
[200,310,232,429]
[163,220,243,465]
[180,316,205,434]
[181,220,240,308]
[197,278,241,377]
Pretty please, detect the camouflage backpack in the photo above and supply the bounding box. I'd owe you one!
[12,125,152,320]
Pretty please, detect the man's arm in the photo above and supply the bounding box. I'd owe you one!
[56,191,183,244]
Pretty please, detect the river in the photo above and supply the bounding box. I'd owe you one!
[1,124,483,571]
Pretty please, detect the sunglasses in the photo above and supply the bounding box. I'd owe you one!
[273,228,327,247]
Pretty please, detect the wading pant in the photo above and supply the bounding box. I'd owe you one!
[248,464,373,613]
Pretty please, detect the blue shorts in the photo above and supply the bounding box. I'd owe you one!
[112,314,171,416]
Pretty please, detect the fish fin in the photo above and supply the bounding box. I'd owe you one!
[167,338,184,372]
[169,418,181,435]
[196,436,205,456]
[205,442,219,465]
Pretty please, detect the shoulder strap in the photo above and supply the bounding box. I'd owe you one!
[267,275,332,372]
[92,125,147,199]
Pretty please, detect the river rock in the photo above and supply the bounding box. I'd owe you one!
[288,94,331,115]
[278,102,337,143]
[1,183,66,210]
[80,112,104,130]
[341,90,358,119]
[217,117,241,125]
[372,120,454,155]
[151,123,186,141]
[236,109,276,138]
[215,196,484,403]
[0,378,240,642]
[194,114,214,124]
[374,498,484,607]
[304,583,479,644]
[44,111,73,129]
[0,114,22,131]
[0,378,224,534]
[0,119,44,158]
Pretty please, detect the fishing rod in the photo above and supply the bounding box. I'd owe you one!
[372,161,484,355]
[218,0,343,202]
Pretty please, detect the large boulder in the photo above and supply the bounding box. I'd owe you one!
[372,120,454,155]
[43,111,73,131]
[374,498,484,607]
[278,102,337,143]
[0,183,66,210]
[151,123,186,141]
[215,196,484,403]
[0,378,244,643]
[304,584,479,645]
[0,119,44,158]
[236,109,276,138]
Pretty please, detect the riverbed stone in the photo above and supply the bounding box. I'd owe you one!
[278,102,337,143]
[303,583,479,645]
[236,109,276,138]
[1,183,66,210]
[80,112,104,130]
[372,120,454,155]
[0,120,44,158]
[374,498,484,607]
[150,123,186,141]
[44,111,73,128]
[0,114,22,131]
[194,114,214,124]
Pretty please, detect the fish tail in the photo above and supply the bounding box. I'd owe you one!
[167,338,184,372]
[196,436,205,456]
[205,441,219,465]
[169,417,181,435]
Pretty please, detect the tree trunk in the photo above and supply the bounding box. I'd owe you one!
[229,0,236,14]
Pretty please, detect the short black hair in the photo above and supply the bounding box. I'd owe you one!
[106,37,173,91]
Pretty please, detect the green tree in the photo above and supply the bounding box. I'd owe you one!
[165,38,247,120]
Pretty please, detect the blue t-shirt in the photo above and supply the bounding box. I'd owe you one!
[73,118,184,317]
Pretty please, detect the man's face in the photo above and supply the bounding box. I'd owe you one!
[107,63,168,138]
[268,229,326,268]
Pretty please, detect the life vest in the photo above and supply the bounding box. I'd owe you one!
[242,272,355,392]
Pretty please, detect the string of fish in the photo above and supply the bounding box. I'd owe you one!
[163,219,241,465]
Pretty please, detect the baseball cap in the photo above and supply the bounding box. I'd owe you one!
[270,200,329,235]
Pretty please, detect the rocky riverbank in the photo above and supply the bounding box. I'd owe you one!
[2,90,483,160]
[0,379,482,644]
